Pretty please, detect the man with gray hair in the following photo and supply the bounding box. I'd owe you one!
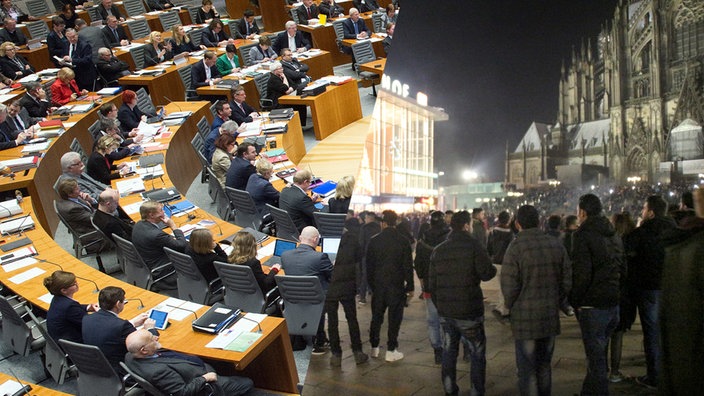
[205,114,239,162]
[96,47,130,83]
[19,81,51,118]
[279,169,320,231]
[272,21,311,55]
[0,17,26,45]
[0,103,32,150]
[58,151,109,204]
[63,28,97,90]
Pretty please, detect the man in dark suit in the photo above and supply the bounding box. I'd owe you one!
[201,19,231,48]
[272,21,311,55]
[92,189,134,242]
[82,286,156,375]
[296,0,319,24]
[125,329,253,395]
[76,18,109,63]
[131,201,186,289]
[229,85,258,125]
[237,9,259,40]
[383,22,393,55]
[280,48,311,90]
[281,226,333,353]
[1,100,40,141]
[101,15,129,48]
[146,0,173,11]
[97,0,123,22]
[279,169,320,231]
[341,8,370,58]
[191,50,222,89]
[0,102,31,150]
[225,142,256,190]
[55,178,104,253]
[19,81,51,118]
[96,47,130,83]
[366,210,414,361]
[58,152,109,204]
[354,0,381,13]
[319,0,344,18]
[63,28,98,91]
[0,17,26,45]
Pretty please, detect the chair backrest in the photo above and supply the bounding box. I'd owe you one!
[136,87,156,117]
[126,19,150,40]
[129,45,146,70]
[371,12,384,33]
[227,19,242,39]
[238,42,257,67]
[332,20,345,50]
[177,64,194,100]
[196,115,210,139]
[88,119,102,143]
[274,275,325,336]
[26,0,52,17]
[207,167,231,219]
[351,40,376,65]
[53,199,99,255]
[225,187,262,230]
[25,308,72,384]
[0,296,38,357]
[313,212,346,238]
[266,204,300,242]
[58,339,125,396]
[113,234,152,289]
[187,27,203,47]
[158,11,180,31]
[289,8,300,25]
[163,247,211,304]
[209,102,218,119]
[213,261,266,313]
[86,6,103,24]
[26,20,49,40]
[119,362,166,396]
[69,137,87,163]
[123,0,147,17]
[253,72,269,99]
[187,6,200,24]
[190,132,205,155]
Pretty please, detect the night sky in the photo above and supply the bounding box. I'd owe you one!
[386,0,620,185]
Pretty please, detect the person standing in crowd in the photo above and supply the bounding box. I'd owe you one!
[357,211,380,305]
[569,193,623,396]
[488,210,513,320]
[471,208,488,249]
[366,210,413,362]
[501,205,570,395]
[429,210,495,395]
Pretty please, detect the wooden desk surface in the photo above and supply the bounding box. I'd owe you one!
[279,80,362,140]
[297,12,378,66]
[118,57,199,106]
[358,57,386,74]
[0,372,71,396]
[17,45,54,72]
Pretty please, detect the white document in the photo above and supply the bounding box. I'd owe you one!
[121,201,143,215]
[38,292,54,304]
[256,242,276,260]
[0,380,23,395]
[206,327,244,349]
[2,257,37,272]
[138,121,160,137]
[9,267,45,284]
[21,142,50,153]
[115,177,146,195]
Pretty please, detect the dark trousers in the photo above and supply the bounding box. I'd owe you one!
[369,288,405,350]
[576,306,619,396]
[325,295,362,355]
[515,336,555,396]
[440,317,486,396]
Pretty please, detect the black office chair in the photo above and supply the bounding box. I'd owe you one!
[225,187,262,230]
[313,212,346,237]
[59,339,138,396]
[274,275,325,337]
[113,234,175,291]
[253,73,274,110]
[0,296,44,357]
[163,247,224,305]
[25,308,76,384]
[266,204,300,242]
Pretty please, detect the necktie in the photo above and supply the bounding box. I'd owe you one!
[113,28,119,41]
[307,7,311,19]
[69,44,75,58]
[238,102,244,113]
[354,22,359,35]
[14,116,24,130]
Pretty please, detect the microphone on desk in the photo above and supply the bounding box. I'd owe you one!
[237,314,263,334]
[162,96,183,113]
[166,303,198,319]
[37,259,100,292]
[76,276,100,293]
[125,298,145,310]
[200,209,223,237]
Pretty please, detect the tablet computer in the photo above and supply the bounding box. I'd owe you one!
[149,309,169,330]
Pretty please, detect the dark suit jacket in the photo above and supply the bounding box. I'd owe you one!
[92,206,134,242]
[46,294,88,343]
[272,31,311,55]
[117,103,143,132]
[225,156,255,190]
[56,197,98,239]
[383,36,392,55]
[266,72,289,108]
[81,309,136,373]
[185,245,227,283]
[190,59,221,89]
[47,31,68,66]
[0,27,26,45]
[0,124,18,150]
[237,17,259,37]
[279,184,317,231]
[125,354,217,396]
[281,59,310,90]
[132,220,187,270]
[0,55,34,78]
[64,39,97,90]
[342,17,370,39]
[144,43,173,67]
[296,4,319,23]
[319,1,344,18]
[97,4,123,21]
[147,0,173,11]
[97,56,130,82]
[281,244,333,290]
[101,25,129,48]
[366,226,414,294]
[241,257,277,294]
[200,29,229,47]
[354,0,380,13]
[86,151,119,185]
[58,172,108,204]
[19,92,50,118]
[246,173,279,216]
[229,100,256,124]
[1,107,40,138]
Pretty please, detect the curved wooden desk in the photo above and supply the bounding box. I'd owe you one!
[0,372,70,396]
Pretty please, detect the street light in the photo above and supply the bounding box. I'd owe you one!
[462,169,478,181]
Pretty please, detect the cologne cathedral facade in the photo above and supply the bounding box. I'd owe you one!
[507,0,704,188]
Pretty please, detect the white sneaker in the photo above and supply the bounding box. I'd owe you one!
[385,349,404,362]
[370,347,380,358]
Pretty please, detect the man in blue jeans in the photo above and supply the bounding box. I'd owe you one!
[429,211,496,395]
[569,194,624,395]
[501,205,571,395]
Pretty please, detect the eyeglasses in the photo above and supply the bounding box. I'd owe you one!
[70,161,82,167]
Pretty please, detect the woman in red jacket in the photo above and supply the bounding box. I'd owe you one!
[50,67,87,106]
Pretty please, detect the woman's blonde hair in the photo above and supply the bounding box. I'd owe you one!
[255,158,273,175]
[148,31,163,44]
[334,175,355,200]
[57,67,75,81]
[170,24,190,45]
[96,135,119,151]
[227,231,257,264]
[189,229,214,254]
[0,41,14,56]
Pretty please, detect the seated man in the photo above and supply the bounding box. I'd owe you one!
[225,142,256,190]
[97,0,124,22]
[0,102,33,150]
[55,178,103,253]
[131,201,186,290]
[58,151,109,204]
[237,9,259,40]
[92,189,134,242]
[125,329,253,395]
[205,117,238,163]
[272,21,311,55]
[191,50,222,89]
[296,0,319,24]
[0,17,26,45]
[82,286,156,375]
[353,0,381,13]
[2,100,42,134]
[383,22,393,55]
[96,47,130,83]
[279,169,320,231]
[101,15,129,48]
[229,85,258,125]
[201,19,231,48]
[319,0,344,18]
[147,0,174,11]
[280,48,311,91]
[19,81,51,118]
[341,8,369,56]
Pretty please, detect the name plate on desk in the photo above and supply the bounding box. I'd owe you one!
[27,39,42,50]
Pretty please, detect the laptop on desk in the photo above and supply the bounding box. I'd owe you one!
[262,239,297,267]
[142,187,181,203]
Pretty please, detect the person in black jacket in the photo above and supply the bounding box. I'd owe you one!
[0,17,25,45]
[319,0,344,18]
[428,211,495,395]
[227,231,280,294]
[92,189,134,243]
[96,47,130,83]
[86,135,128,185]
[0,102,31,150]
[47,17,68,67]
[117,89,146,132]
[237,9,259,40]
[487,210,514,318]
[366,210,413,362]
[19,81,51,118]
[358,211,380,304]
[327,175,354,214]
[325,220,369,367]
[185,229,226,284]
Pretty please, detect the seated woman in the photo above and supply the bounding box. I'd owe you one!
[117,90,146,132]
[143,31,173,67]
[97,118,142,161]
[380,3,397,29]
[0,41,33,79]
[327,175,355,213]
[186,228,227,284]
[216,43,240,76]
[168,24,205,55]
[50,67,87,106]
[227,231,280,294]
[249,36,277,64]
[44,270,98,343]
[246,158,279,217]
[58,3,77,30]
[196,0,219,24]
[87,135,129,184]
[211,133,235,188]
